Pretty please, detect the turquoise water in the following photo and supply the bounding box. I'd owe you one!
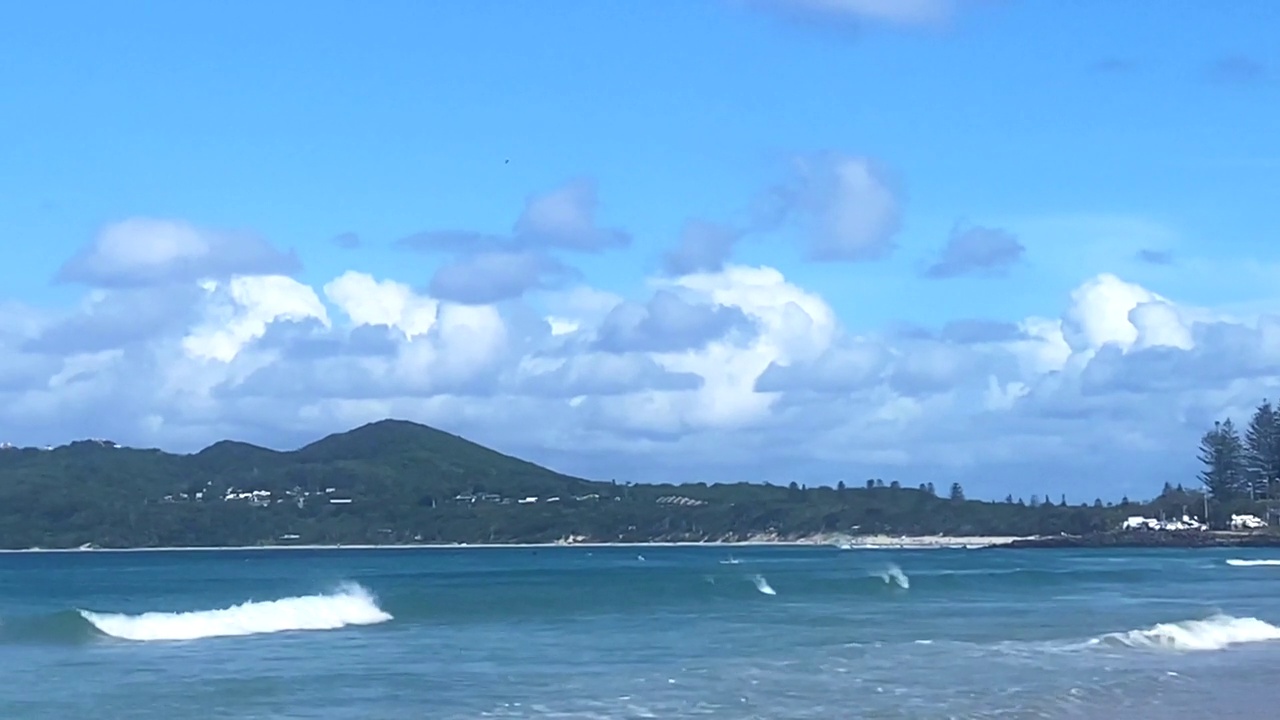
[3,546,1280,719]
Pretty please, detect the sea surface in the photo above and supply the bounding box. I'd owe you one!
[3,545,1280,719]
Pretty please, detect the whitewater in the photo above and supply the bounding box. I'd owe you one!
[4,546,1280,719]
[77,583,391,641]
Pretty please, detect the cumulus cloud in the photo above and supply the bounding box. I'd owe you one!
[57,218,299,288]
[182,276,330,363]
[514,179,630,252]
[395,180,630,256]
[255,321,400,361]
[661,220,741,276]
[925,224,1024,278]
[594,290,756,353]
[757,329,1011,400]
[637,265,838,430]
[776,154,902,262]
[24,287,202,355]
[518,353,703,398]
[429,250,579,305]
[938,319,1026,344]
[11,231,1280,499]
[542,285,625,337]
[756,338,886,393]
[321,272,440,343]
[396,230,505,254]
[1061,273,1193,354]
[654,155,903,272]
[1081,317,1280,396]
[397,178,624,304]
[230,286,508,401]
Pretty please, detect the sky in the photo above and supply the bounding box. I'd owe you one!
[1,0,1278,500]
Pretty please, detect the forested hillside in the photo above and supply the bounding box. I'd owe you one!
[0,419,1256,548]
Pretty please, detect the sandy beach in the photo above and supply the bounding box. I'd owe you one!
[0,534,1033,553]
[837,534,1030,549]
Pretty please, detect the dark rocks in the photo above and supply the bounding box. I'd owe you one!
[998,531,1280,549]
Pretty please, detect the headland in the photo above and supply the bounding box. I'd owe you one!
[1,419,1275,550]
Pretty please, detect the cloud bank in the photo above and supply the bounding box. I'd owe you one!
[3,214,1272,499]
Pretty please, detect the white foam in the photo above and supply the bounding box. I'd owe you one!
[78,582,392,642]
[1094,614,1280,652]
[1226,559,1280,567]
[876,563,910,589]
[751,574,777,595]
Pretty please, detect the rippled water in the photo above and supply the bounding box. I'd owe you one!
[3,545,1280,719]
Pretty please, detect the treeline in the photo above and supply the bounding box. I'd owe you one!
[1196,400,1280,507]
[842,478,1091,509]
[0,418,1265,549]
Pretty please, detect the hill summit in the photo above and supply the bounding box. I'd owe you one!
[0,419,605,548]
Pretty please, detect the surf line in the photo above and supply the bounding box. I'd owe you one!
[78,582,391,641]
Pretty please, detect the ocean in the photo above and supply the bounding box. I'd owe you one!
[2,546,1279,719]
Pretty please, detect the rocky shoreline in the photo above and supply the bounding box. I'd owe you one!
[996,531,1280,549]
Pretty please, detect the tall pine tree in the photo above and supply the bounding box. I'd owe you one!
[1198,419,1247,500]
[1244,400,1280,500]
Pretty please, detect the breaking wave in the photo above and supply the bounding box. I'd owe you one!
[751,574,777,595]
[875,563,910,589]
[1226,559,1280,567]
[1091,614,1280,652]
[0,610,97,645]
[78,582,392,641]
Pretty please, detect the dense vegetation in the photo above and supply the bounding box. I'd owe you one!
[1196,400,1280,504]
[0,419,1267,549]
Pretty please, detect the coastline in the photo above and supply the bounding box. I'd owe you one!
[0,534,1033,553]
[15,532,1280,553]
[996,530,1280,549]
[0,541,814,553]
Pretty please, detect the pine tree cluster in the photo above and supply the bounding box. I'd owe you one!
[1197,400,1280,501]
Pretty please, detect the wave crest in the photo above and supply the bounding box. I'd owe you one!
[1094,614,1280,652]
[875,563,910,589]
[1226,559,1280,567]
[78,582,392,641]
[751,574,777,595]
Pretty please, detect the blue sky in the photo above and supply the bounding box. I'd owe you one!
[1,0,1278,499]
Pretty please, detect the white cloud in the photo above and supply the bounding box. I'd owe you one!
[183,275,330,363]
[1012,317,1071,375]
[7,250,1280,499]
[1062,273,1198,356]
[513,179,630,252]
[428,249,578,305]
[323,272,438,339]
[89,219,205,270]
[642,265,838,429]
[782,155,902,262]
[57,218,299,288]
[543,285,624,331]
[399,303,508,388]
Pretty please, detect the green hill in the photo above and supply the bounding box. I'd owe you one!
[0,419,612,548]
[0,418,1218,549]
